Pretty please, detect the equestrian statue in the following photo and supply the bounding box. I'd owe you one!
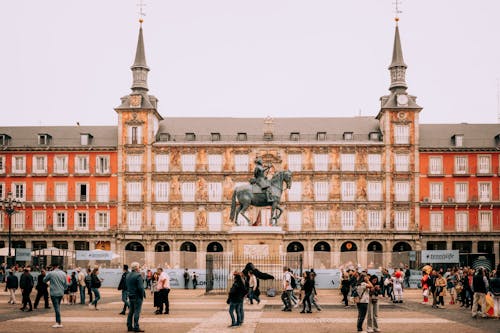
[230,157,292,226]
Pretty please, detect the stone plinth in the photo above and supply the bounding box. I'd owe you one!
[229,226,284,257]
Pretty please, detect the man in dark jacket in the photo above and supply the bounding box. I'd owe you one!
[118,264,129,315]
[6,270,19,304]
[126,262,145,332]
[471,268,489,318]
[34,269,50,309]
[19,267,34,311]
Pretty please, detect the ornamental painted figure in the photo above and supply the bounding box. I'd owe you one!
[251,157,272,202]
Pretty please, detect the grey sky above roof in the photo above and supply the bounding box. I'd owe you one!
[1,0,500,126]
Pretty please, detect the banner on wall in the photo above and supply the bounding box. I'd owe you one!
[421,250,459,264]
[15,248,32,261]
[76,250,114,261]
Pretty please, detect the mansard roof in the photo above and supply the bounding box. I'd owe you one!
[420,123,500,150]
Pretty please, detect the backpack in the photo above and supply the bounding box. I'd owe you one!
[290,275,297,289]
[184,272,189,279]
[84,274,92,287]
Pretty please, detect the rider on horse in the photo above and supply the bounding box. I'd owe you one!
[252,157,273,202]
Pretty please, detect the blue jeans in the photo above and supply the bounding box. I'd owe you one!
[90,288,100,306]
[122,290,129,309]
[79,285,86,304]
[51,295,63,324]
[229,301,243,325]
[127,296,143,330]
[248,289,260,304]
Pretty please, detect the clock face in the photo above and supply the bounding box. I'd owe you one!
[396,94,409,106]
[129,95,142,108]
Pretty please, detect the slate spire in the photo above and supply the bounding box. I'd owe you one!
[388,21,408,92]
[131,21,149,92]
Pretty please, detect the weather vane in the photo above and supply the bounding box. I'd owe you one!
[393,0,402,23]
[137,0,146,23]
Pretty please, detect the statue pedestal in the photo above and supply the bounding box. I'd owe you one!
[229,226,284,257]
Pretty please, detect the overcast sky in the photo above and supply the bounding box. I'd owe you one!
[2,0,500,126]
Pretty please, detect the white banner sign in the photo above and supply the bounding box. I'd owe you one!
[15,248,32,261]
[76,250,113,261]
[421,250,459,263]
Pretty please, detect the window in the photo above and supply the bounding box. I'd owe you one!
[453,135,464,147]
[127,182,142,202]
[208,212,222,231]
[53,212,67,231]
[368,154,382,172]
[367,181,382,201]
[394,211,409,231]
[478,155,491,174]
[38,134,49,145]
[75,212,88,230]
[181,182,196,201]
[0,183,4,199]
[12,211,25,231]
[343,132,353,141]
[395,182,409,202]
[96,156,110,174]
[234,154,249,172]
[33,211,46,231]
[155,154,169,172]
[287,154,302,172]
[429,156,443,175]
[287,211,302,231]
[290,132,300,141]
[211,133,221,141]
[128,126,142,145]
[341,210,355,231]
[395,154,409,172]
[288,181,302,201]
[369,132,380,141]
[314,154,328,171]
[479,212,492,232]
[158,133,171,141]
[314,181,329,201]
[0,135,9,146]
[12,156,26,174]
[182,212,195,231]
[127,211,142,231]
[341,181,356,201]
[96,183,110,202]
[394,125,409,144]
[155,212,169,231]
[455,212,468,232]
[127,155,142,172]
[454,156,468,174]
[96,212,110,231]
[316,132,327,141]
[185,133,196,141]
[76,183,88,202]
[315,210,329,231]
[367,211,382,230]
[181,154,196,172]
[33,183,46,202]
[208,154,223,172]
[32,156,47,173]
[0,213,3,229]
[12,183,25,201]
[80,134,91,145]
[55,183,68,202]
[340,153,355,171]
[155,182,170,202]
[0,156,4,173]
[430,212,443,232]
[430,183,443,203]
[208,182,222,202]
[75,156,89,173]
[454,182,468,203]
[54,156,68,174]
[237,133,247,141]
[478,183,491,202]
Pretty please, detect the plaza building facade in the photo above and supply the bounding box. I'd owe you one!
[0,23,498,269]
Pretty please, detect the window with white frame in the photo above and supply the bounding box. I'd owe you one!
[288,154,302,172]
[208,212,222,231]
[208,182,222,202]
[155,182,170,202]
[479,182,491,202]
[341,181,356,201]
[314,181,329,201]
[55,183,68,202]
[395,154,409,172]
[80,134,90,145]
[430,183,443,203]
[287,211,302,231]
[32,156,47,173]
[455,212,468,232]
[181,154,196,172]
[155,154,170,172]
[394,125,409,144]
[75,212,88,230]
[479,211,492,232]
[127,182,142,202]
[128,126,142,145]
[96,156,110,174]
[315,210,329,231]
[367,211,382,230]
[127,155,142,172]
[12,156,26,173]
[75,156,89,173]
[76,183,89,202]
[477,155,491,174]
[33,211,46,231]
[394,182,409,202]
[127,211,142,231]
[454,135,463,147]
[12,183,25,201]
[96,183,109,202]
[367,181,382,201]
[287,181,302,201]
[314,154,328,171]
[429,156,443,175]
[367,154,382,172]
[454,156,468,174]
[0,183,4,199]
[13,211,25,231]
[208,154,223,172]
[0,155,4,173]
[95,212,110,231]
[33,183,46,202]
[234,154,249,172]
[430,212,443,232]
[394,211,409,231]
[182,212,195,231]
[340,153,355,171]
[341,210,356,231]
[454,182,468,203]
[53,212,67,231]
[181,182,196,201]
[54,156,68,174]
[155,211,169,231]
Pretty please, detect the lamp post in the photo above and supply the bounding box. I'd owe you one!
[1,192,22,264]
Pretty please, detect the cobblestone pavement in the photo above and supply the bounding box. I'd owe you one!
[0,288,498,333]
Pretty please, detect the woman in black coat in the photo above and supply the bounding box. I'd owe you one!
[227,272,247,327]
[300,271,314,313]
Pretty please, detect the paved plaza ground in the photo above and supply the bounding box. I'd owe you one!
[0,288,498,333]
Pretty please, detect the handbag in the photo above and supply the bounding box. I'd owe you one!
[422,289,429,297]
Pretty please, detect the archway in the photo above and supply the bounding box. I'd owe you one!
[180,242,197,269]
[340,241,358,269]
[313,241,331,269]
[367,241,383,268]
[125,242,145,267]
[286,242,304,253]
[392,242,412,269]
[154,242,170,268]
[207,242,223,253]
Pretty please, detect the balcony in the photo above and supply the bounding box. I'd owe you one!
[26,195,117,204]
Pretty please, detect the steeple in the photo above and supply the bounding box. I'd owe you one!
[388,21,408,92]
[131,21,149,92]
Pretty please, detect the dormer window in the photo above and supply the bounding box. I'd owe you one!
[290,132,300,141]
[80,133,92,146]
[38,134,51,145]
[369,132,380,141]
[211,133,221,142]
[237,133,247,141]
[263,133,273,141]
[453,134,464,147]
[316,132,327,141]
[185,133,196,141]
[158,133,171,142]
[343,132,353,141]
[0,134,10,146]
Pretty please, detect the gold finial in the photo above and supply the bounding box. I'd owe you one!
[393,0,402,24]
[137,0,146,24]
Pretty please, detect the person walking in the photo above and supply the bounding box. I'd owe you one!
[489,269,500,319]
[85,268,93,304]
[19,267,34,312]
[355,273,372,333]
[183,268,190,289]
[43,264,68,328]
[227,271,247,327]
[300,271,313,313]
[309,270,322,311]
[247,270,260,305]
[6,270,19,304]
[34,269,50,309]
[126,262,145,332]
[69,271,78,305]
[281,267,293,311]
[192,271,198,289]
[392,270,404,303]
[156,268,170,315]
[88,267,102,310]
[435,272,447,309]
[471,268,489,319]
[367,275,381,333]
[77,268,86,305]
[118,264,130,315]
[341,273,351,308]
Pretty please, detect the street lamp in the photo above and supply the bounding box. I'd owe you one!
[1,192,22,263]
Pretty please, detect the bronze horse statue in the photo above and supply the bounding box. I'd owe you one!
[230,170,292,226]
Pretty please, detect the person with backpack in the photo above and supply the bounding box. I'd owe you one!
[118,264,129,315]
[88,267,102,310]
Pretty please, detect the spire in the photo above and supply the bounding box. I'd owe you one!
[131,21,149,92]
[388,21,408,92]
